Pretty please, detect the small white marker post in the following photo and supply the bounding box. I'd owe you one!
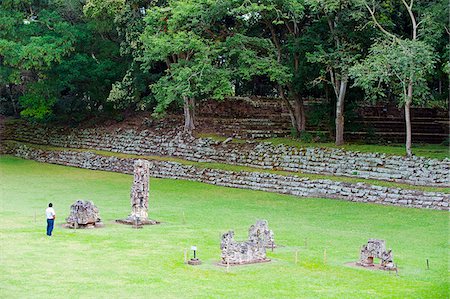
[191,245,197,259]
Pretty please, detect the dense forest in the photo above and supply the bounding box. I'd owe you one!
[0,0,448,155]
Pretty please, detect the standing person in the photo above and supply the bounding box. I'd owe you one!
[46,203,56,236]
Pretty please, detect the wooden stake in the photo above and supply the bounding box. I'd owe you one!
[426,258,429,270]
[323,248,327,264]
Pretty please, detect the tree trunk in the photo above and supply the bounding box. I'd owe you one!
[183,96,195,133]
[293,94,306,133]
[279,86,304,135]
[335,79,348,146]
[405,81,413,157]
[7,85,18,116]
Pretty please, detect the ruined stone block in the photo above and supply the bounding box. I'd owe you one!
[220,230,268,265]
[358,239,396,270]
[248,220,275,248]
[64,200,103,228]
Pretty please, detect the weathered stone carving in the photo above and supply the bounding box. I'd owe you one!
[220,220,273,265]
[64,200,103,228]
[248,220,275,248]
[358,239,396,270]
[116,159,159,225]
[220,231,268,265]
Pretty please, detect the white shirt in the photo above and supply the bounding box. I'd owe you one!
[46,207,55,219]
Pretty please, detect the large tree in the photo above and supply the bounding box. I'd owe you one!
[0,0,126,122]
[307,0,368,145]
[351,0,437,156]
[232,0,311,135]
[140,0,233,133]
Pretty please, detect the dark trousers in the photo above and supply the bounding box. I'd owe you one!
[47,219,54,236]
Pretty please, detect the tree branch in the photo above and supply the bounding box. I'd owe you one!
[364,3,397,40]
[266,21,282,63]
[401,0,417,39]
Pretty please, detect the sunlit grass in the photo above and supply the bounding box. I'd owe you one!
[0,156,448,298]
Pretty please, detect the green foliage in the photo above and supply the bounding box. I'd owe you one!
[350,39,436,105]
[224,34,291,86]
[0,0,447,139]
[140,0,233,117]
[0,0,127,122]
[19,93,56,120]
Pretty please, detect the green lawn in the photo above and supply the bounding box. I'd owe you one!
[0,155,448,298]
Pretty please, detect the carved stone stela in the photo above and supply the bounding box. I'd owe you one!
[116,159,159,225]
[357,239,396,270]
[63,200,103,228]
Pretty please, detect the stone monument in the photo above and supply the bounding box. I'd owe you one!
[220,221,273,265]
[357,239,396,270]
[248,220,275,248]
[116,159,159,225]
[63,200,103,228]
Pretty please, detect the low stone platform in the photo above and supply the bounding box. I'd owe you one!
[115,219,160,225]
[217,259,271,267]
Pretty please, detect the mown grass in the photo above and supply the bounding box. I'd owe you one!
[0,156,448,298]
[6,141,450,193]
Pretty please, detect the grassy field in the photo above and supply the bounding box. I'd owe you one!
[0,156,448,298]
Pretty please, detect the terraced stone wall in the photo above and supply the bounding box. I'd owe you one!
[5,142,449,210]
[3,122,449,187]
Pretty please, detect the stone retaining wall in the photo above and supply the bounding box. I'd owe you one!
[5,142,449,210]
[3,122,449,187]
